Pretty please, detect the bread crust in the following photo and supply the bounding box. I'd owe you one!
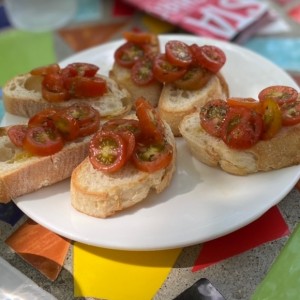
[70,121,176,218]
[0,133,91,203]
[179,112,300,175]
[3,73,132,118]
[158,73,229,136]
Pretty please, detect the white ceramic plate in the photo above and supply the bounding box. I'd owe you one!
[2,35,300,251]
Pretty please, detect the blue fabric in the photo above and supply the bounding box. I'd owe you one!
[0,5,11,29]
[0,202,24,226]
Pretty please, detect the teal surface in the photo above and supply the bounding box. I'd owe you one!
[244,37,300,72]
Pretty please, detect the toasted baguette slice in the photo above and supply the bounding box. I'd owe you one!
[158,73,229,136]
[109,63,163,107]
[70,121,176,218]
[0,127,92,203]
[3,73,131,119]
[179,112,300,176]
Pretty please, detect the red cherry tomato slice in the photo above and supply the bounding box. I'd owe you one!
[7,125,28,147]
[89,131,127,173]
[173,66,213,90]
[52,111,80,141]
[101,119,141,139]
[42,73,65,92]
[165,40,193,68]
[42,73,69,102]
[63,104,100,137]
[23,126,64,156]
[42,87,69,102]
[131,58,155,86]
[191,44,226,73]
[135,97,165,142]
[114,42,145,68]
[227,97,263,114]
[62,62,99,77]
[221,106,263,149]
[28,109,58,129]
[200,99,229,138]
[153,54,187,83]
[30,63,60,76]
[258,85,298,106]
[132,141,173,173]
[63,104,100,134]
[123,31,156,45]
[78,118,100,137]
[65,76,107,99]
[118,130,136,160]
[61,62,99,78]
[63,104,99,126]
[123,31,159,58]
[281,100,300,126]
[261,99,282,140]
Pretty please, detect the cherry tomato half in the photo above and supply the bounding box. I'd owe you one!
[131,57,155,86]
[114,42,145,68]
[7,125,28,148]
[135,97,165,142]
[23,126,64,156]
[52,111,80,141]
[123,31,156,45]
[61,62,99,78]
[63,104,100,137]
[89,131,127,173]
[118,130,136,161]
[258,85,298,106]
[200,99,229,138]
[281,100,300,126]
[221,106,263,150]
[191,44,226,73]
[165,40,193,68]
[42,87,69,102]
[261,99,282,140]
[132,141,173,173]
[227,97,263,114]
[42,73,69,102]
[173,66,213,90]
[28,109,58,129]
[153,54,187,83]
[30,63,60,76]
[101,119,141,139]
[65,76,107,99]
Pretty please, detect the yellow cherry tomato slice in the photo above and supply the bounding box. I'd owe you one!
[261,98,282,140]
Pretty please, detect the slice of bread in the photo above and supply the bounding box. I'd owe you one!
[70,120,176,218]
[158,73,229,136]
[179,112,300,175]
[109,63,163,107]
[0,127,92,203]
[3,73,132,119]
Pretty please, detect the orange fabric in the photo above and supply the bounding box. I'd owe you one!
[5,218,70,281]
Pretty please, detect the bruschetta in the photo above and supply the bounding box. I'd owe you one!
[3,62,131,119]
[70,97,176,218]
[0,104,101,203]
[179,85,300,175]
